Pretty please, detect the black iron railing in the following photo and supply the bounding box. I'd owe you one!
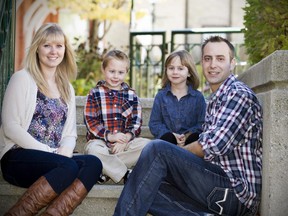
[129,31,167,98]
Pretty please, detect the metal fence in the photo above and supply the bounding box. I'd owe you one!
[129,27,248,98]
[129,31,167,98]
[0,0,16,124]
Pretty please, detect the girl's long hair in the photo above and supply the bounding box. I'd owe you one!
[162,50,200,89]
[25,23,77,103]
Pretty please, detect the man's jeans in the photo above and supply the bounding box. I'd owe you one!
[114,140,252,216]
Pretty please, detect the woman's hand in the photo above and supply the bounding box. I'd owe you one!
[56,146,73,158]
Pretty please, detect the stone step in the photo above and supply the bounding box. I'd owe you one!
[0,172,123,215]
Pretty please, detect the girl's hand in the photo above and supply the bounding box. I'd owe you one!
[173,133,186,147]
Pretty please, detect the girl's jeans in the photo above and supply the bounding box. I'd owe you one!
[114,140,256,216]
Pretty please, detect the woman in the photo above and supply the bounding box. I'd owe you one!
[0,23,102,215]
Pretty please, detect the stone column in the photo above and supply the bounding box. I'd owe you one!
[239,50,288,216]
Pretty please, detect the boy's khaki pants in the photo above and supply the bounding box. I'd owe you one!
[85,137,150,183]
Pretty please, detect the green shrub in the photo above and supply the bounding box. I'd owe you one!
[72,38,107,96]
[243,0,288,65]
[72,73,98,96]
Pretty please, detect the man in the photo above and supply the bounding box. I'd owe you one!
[113,36,263,216]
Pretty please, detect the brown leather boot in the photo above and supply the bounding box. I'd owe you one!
[41,179,88,216]
[5,176,57,216]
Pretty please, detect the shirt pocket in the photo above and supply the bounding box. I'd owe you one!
[121,100,134,118]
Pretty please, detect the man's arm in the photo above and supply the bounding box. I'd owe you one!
[182,141,204,158]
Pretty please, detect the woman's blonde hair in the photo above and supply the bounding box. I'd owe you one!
[162,50,200,89]
[25,23,77,103]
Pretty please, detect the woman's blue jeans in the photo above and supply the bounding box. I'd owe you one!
[1,148,102,193]
[114,140,254,216]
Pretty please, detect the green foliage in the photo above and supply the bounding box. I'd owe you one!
[48,0,130,22]
[243,0,288,64]
[72,38,107,96]
[74,38,103,79]
[72,76,97,96]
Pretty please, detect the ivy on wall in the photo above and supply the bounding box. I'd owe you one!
[243,0,288,65]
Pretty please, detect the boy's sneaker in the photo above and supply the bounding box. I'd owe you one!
[97,174,108,184]
[124,169,132,184]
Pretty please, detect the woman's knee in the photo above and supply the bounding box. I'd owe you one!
[73,154,102,180]
[84,154,103,172]
[75,155,102,191]
[49,156,79,182]
[45,157,79,193]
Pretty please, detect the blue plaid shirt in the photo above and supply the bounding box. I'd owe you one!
[199,74,263,210]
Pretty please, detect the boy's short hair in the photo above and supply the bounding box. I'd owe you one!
[102,50,130,71]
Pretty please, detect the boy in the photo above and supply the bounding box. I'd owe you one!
[84,50,150,183]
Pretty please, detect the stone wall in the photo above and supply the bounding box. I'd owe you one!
[238,50,288,216]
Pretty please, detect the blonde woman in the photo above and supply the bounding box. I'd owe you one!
[0,23,102,215]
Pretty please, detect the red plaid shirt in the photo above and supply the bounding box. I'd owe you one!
[84,80,142,147]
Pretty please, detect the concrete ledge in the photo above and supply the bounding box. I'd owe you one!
[239,50,288,216]
[239,50,288,93]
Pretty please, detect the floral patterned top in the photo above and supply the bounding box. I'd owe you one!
[28,90,68,148]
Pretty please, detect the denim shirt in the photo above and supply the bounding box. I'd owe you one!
[149,84,206,139]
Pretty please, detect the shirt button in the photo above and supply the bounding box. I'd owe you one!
[114,117,117,120]
[114,130,118,133]
[114,104,117,107]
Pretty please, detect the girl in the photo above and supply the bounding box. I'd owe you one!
[149,50,206,146]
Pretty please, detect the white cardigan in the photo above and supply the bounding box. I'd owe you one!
[0,69,77,159]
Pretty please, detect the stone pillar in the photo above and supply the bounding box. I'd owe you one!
[238,50,288,216]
